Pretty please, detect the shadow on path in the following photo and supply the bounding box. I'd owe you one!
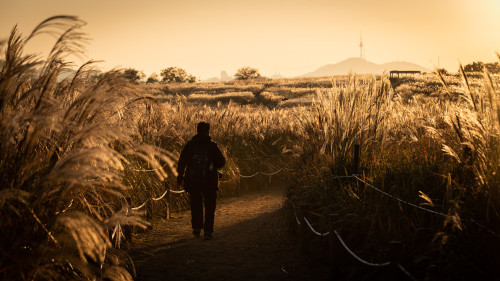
[130,190,330,281]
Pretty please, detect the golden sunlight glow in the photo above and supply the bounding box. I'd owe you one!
[1,0,499,79]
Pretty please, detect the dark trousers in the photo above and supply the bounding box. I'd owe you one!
[189,190,217,233]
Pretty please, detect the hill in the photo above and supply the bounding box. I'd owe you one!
[300,57,431,77]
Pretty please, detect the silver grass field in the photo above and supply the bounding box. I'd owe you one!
[1,16,499,280]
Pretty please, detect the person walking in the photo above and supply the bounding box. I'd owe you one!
[177,122,225,240]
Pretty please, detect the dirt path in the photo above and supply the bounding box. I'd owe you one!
[129,189,329,281]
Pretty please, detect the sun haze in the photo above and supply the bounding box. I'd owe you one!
[1,0,499,79]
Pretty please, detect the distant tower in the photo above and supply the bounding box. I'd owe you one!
[221,71,230,81]
[359,32,364,60]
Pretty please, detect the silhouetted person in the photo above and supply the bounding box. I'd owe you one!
[177,122,225,240]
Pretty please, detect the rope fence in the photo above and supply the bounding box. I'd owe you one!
[125,143,493,279]
[290,203,417,280]
[351,174,498,236]
[127,162,498,238]
[352,175,449,218]
[129,165,294,211]
[289,168,499,280]
[332,230,390,267]
[240,167,294,178]
[320,173,499,237]
[128,154,297,173]
[126,151,297,212]
[130,188,186,211]
[303,217,329,236]
[397,263,419,281]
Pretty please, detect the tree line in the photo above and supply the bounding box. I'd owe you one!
[89,60,500,85]
[120,66,262,84]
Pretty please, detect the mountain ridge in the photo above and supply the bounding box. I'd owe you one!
[300,57,431,77]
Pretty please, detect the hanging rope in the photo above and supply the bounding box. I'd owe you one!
[303,217,329,236]
[352,175,449,218]
[333,230,391,267]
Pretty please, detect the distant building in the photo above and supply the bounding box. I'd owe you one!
[389,70,421,79]
[221,71,231,81]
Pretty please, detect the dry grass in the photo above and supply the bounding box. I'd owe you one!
[122,64,499,280]
[0,16,174,281]
[1,15,499,281]
[140,68,498,278]
[286,69,499,279]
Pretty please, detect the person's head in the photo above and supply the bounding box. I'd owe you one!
[197,122,210,136]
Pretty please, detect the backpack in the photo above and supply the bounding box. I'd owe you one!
[187,143,210,181]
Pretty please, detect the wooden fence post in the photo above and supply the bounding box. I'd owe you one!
[146,189,152,220]
[329,214,340,275]
[166,187,171,220]
[146,188,153,230]
[389,241,402,263]
[297,204,309,253]
[353,144,360,174]
[390,241,403,277]
[237,178,241,195]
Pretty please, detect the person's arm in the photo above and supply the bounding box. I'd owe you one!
[177,142,190,185]
[213,143,225,170]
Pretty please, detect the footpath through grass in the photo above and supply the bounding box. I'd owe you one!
[129,188,330,281]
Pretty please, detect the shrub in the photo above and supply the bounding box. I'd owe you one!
[146,72,160,84]
[234,67,261,80]
[160,67,196,83]
[463,61,500,74]
[123,68,145,84]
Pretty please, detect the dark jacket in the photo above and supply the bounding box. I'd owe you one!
[177,134,225,192]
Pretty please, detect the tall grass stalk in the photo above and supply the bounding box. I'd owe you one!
[288,67,499,279]
[0,16,174,281]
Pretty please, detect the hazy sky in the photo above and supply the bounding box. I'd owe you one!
[1,0,500,79]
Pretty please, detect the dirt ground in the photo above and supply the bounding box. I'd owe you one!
[129,188,330,281]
